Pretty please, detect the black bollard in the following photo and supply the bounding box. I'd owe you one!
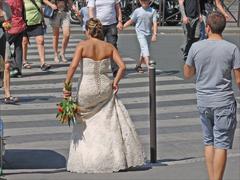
[0,118,3,175]
[149,60,157,163]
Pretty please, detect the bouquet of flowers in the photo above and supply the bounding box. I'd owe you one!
[56,82,81,126]
[2,20,12,30]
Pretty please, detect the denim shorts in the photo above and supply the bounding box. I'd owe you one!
[198,101,237,149]
[136,32,151,57]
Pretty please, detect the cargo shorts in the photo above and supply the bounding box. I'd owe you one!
[197,101,237,149]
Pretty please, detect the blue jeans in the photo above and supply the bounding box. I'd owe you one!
[102,23,119,76]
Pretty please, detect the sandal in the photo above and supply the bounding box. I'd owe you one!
[40,63,51,71]
[54,55,60,64]
[4,96,18,104]
[23,62,32,69]
[134,65,144,73]
[59,54,68,63]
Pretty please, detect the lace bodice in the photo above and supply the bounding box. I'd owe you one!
[77,58,113,119]
[80,58,110,75]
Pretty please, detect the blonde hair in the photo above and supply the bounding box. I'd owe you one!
[86,18,104,40]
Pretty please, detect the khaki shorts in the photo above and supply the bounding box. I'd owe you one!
[49,11,70,28]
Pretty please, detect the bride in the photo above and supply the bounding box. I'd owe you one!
[64,18,145,173]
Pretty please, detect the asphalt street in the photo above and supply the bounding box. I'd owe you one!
[0,26,239,180]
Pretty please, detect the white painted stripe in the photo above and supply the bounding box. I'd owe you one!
[0,93,197,104]
[1,102,197,115]
[10,74,183,86]
[5,129,240,146]
[10,82,194,93]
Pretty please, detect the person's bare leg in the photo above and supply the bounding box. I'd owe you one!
[205,145,214,180]
[213,148,227,180]
[35,35,45,66]
[53,27,60,63]
[143,56,150,71]
[137,56,143,67]
[22,36,29,64]
[4,63,11,98]
[60,25,70,62]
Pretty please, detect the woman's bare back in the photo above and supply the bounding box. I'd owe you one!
[80,38,114,61]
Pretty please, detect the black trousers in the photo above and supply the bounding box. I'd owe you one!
[6,31,24,73]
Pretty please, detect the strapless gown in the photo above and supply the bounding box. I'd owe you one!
[66,58,145,173]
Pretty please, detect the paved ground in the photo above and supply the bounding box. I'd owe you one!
[0,24,239,180]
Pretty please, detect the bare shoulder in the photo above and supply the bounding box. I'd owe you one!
[102,41,115,51]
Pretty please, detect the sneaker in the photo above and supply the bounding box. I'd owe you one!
[135,65,144,73]
[10,69,19,77]
[4,96,18,104]
[10,68,22,78]
[41,63,51,71]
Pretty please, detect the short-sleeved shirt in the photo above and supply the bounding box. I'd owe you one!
[80,6,89,31]
[186,39,240,107]
[6,0,26,34]
[23,0,42,26]
[130,7,157,36]
[184,0,202,18]
[87,0,120,26]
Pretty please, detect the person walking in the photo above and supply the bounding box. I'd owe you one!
[78,0,89,34]
[200,0,230,40]
[123,0,157,73]
[184,12,240,180]
[64,18,145,173]
[6,0,26,77]
[87,0,123,77]
[0,0,18,104]
[44,0,74,63]
[178,0,202,61]
[22,0,51,71]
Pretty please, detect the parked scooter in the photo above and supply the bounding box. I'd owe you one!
[70,0,85,24]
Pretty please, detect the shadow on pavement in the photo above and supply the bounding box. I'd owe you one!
[3,149,66,169]
[147,157,196,166]
[125,68,180,77]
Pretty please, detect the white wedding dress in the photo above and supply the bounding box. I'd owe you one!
[66,58,145,173]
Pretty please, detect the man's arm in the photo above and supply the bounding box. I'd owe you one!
[178,0,189,24]
[115,2,123,31]
[87,0,95,18]
[184,64,196,79]
[234,69,240,90]
[215,0,229,19]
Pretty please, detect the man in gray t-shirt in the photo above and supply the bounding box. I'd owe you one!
[184,12,240,180]
[87,0,123,77]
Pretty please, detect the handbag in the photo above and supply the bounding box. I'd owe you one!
[43,5,55,18]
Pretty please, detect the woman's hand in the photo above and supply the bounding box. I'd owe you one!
[151,34,157,42]
[51,3,58,10]
[63,88,71,98]
[113,83,119,95]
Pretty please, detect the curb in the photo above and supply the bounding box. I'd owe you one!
[69,26,240,35]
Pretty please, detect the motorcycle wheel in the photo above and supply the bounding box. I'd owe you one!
[70,12,82,24]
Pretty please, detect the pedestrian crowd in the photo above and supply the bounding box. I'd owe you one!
[0,0,240,179]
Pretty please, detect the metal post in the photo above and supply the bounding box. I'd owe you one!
[149,60,157,163]
[162,0,166,26]
[159,0,162,26]
[238,0,240,27]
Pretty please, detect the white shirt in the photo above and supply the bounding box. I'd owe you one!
[87,0,120,26]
